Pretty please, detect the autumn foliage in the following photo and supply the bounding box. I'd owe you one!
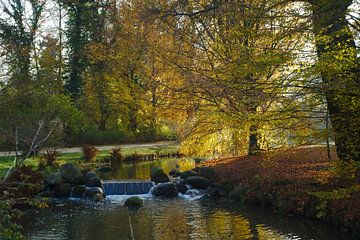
[82,145,98,162]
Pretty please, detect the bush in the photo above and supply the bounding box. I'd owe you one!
[82,145,98,162]
[109,148,123,169]
[42,150,60,166]
[76,127,134,145]
[0,196,24,240]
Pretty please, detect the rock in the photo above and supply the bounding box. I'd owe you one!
[92,193,104,202]
[84,171,102,188]
[54,183,71,197]
[38,190,54,198]
[85,187,105,199]
[151,167,170,183]
[151,183,178,197]
[169,169,181,177]
[175,182,189,194]
[124,196,144,208]
[97,166,112,173]
[180,170,198,179]
[208,186,228,198]
[60,163,83,185]
[195,167,217,182]
[71,185,86,198]
[186,176,210,190]
[45,173,63,189]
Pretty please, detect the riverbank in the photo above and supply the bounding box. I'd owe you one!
[0,142,179,178]
[204,146,360,238]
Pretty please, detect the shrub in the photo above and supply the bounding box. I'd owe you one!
[76,127,134,145]
[42,150,60,166]
[38,158,46,171]
[82,145,98,162]
[0,195,24,240]
[109,148,123,169]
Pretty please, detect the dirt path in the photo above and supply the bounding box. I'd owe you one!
[0,141,177,157]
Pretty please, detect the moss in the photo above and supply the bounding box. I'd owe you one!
[124,196,144,209]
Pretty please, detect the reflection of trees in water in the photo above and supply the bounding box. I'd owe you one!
[131,210,152,240]
[206,210,253,240]
[149,200,190,239]
[113,158,196,180]
[256,224,285,240]
[184,201,210,239]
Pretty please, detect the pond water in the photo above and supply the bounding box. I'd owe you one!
[22,158,351,240]
[99,157,197,180]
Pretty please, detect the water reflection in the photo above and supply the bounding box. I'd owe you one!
[100,158,196,180]
[22,158,351,240]
[23,199,350,240]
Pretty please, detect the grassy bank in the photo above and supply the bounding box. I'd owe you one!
[204,146,360,238]
[0,144,179,179]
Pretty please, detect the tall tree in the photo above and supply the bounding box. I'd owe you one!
[0,0,44,87]
[62,0,98,101]
[309,0,360,161]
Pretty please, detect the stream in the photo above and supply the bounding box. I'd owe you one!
[22,158,351,240]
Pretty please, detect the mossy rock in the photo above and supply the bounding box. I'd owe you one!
[124,196,144,208]
[150,167,169,183]
[195,167,218,182]
[180,170,198,179]
[186,176,210,190]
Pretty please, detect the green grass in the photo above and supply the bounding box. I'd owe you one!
[0,156,40,178]
[0,144,180,178]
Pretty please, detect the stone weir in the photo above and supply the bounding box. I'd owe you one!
[102,180,154,195]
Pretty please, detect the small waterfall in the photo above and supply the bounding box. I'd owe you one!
[103,181,154,195]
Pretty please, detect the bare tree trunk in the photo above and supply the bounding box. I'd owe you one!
[2,120,58,183]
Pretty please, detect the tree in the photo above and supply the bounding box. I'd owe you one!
[309,0,360,161]
[141,0,310,155]
[0,0,44,87]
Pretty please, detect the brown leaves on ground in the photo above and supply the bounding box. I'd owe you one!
[204,146,339,188]
[203,146,360,235]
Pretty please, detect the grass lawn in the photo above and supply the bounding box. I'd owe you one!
[0,144,179,178]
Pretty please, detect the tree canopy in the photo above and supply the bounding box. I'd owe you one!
[0,0,359,161]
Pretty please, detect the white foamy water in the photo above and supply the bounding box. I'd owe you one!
[105,193,153,204]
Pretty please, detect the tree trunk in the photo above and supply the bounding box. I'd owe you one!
[311,0,360,161]
[248,105,260,155]
[248,124,260,155]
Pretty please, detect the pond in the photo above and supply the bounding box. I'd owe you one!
[99,157,197,180]
[22,158,351,240]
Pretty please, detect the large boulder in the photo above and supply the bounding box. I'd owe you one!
[124,196,144,209]
[186,176,210,190]
[207,186,228,198]
[84,171,102,188]
[60,163,83,185]
[71,185,86,198]
[169,169,181,177]
[175,182,189,194]
[45,173,63,190]
[180,170,198,180]
[151,183,178,197]
[151,167,170,183]
[54,183,71,197]
[85,187,105,199]
[97,166,112,173]
[195,167,218,182]
[92,193,104,202]
[38,190,55,198]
